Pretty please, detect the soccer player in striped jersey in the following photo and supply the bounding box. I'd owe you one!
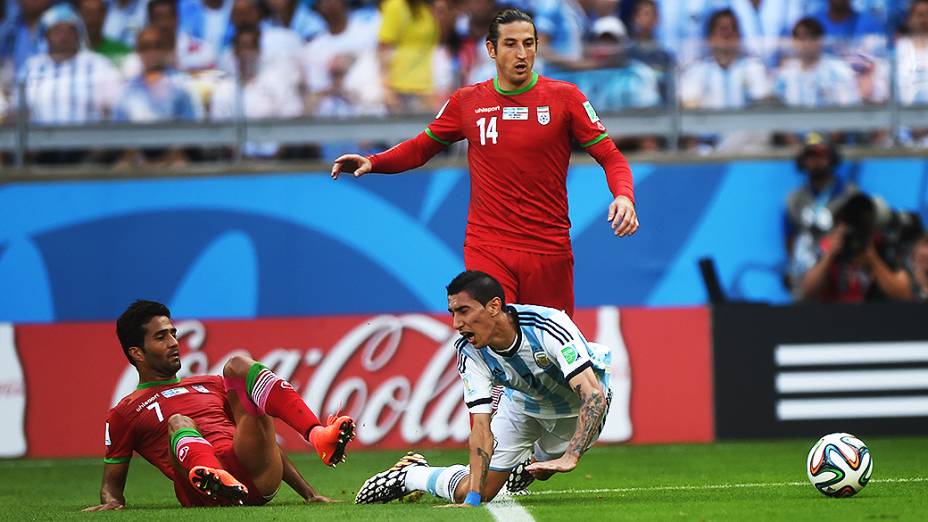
[355,271,611,507]
[331,7,638,318]
[83,300,355,510]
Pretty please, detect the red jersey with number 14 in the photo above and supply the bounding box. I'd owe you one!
[425,72,631,254]
[103,376,236,481]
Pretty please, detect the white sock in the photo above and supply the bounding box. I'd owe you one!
[404,465,469,501]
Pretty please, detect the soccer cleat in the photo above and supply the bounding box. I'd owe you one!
[189,466,248,505]
[505,457,535,495]
[309,415,356,467]
[355,452,429,504]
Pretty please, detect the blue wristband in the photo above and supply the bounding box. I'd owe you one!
[464,491,481,506]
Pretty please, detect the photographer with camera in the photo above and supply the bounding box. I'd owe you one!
[785,134,857,294]
[795,193,914,303]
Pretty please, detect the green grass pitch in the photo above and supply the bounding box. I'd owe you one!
[1,437,926,521]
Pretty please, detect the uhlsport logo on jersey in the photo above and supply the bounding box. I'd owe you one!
[533,351,552,368]
[537,106,550,125]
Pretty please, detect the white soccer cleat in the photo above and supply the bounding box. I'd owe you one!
[355,452,429,504]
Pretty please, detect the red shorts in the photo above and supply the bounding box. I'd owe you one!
[173,442,273,507]
[464,243,574,317]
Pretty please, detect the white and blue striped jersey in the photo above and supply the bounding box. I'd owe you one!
[774,56,860,107]
[455,304,610,419]
[19,50,123,125]
[679,55,771,109]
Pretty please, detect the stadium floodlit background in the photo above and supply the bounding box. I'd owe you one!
[1,0,928,519]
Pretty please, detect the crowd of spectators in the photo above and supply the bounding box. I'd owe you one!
[0,0,927,162]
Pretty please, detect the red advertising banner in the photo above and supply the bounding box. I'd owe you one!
[0,307,712,458]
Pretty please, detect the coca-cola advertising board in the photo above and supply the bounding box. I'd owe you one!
[2,306,712,458]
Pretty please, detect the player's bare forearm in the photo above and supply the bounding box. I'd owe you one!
[566,378,607,460]
[83,463,128,511]
[465,414,494,502]
[527,369,605,476]
[280,448,335,503]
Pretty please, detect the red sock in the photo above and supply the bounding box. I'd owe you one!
[172,428,222,473]
[247,363,321,439]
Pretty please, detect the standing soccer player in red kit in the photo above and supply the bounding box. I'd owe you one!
[83,300,356,510]
[331,8,639,318]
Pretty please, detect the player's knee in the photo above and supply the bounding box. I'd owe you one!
[167,414,196,433]
[223,355,255,378]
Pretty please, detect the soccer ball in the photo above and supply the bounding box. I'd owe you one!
[806,432,873,497]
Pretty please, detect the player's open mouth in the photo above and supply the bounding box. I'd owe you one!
[461,332,475,343]
[514,63,527,73]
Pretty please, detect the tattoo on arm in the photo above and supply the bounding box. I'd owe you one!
[569,384,606,457]
[476,447,491,492]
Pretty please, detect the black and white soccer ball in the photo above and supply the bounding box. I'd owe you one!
[806,432,872,497]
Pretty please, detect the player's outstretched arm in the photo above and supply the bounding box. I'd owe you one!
[81,462,129,511]
[607,195,639,237]
[330,154,372,180]
[280,446,338,503]
[526,368,607,476]
[440,413,494,508]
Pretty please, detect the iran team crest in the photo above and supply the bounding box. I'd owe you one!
[537,106,550,125]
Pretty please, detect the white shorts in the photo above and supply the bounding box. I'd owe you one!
[488,391,611,472]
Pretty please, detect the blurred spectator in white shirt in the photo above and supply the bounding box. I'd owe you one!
[263,0,326,41]
[729,0,803,66]
[774,17,860,107]
[302,0,383,116]
[211,25,303,157]
[897,0,928,106]
[680,9,770,110]
[114,26,203,167]
[656,0,729,66]
[679,8,771,152]
[218,0,302,76]
[19,4,122,125]
[103,0,150,47]
[896,0,928,147]
[17,3,123,164]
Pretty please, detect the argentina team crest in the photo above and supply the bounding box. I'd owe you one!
[537,106,550,125]
[533,350,552,368]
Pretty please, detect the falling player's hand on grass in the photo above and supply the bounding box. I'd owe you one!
[331,154,372,180]
[304,494,339,504]
[81,501,124,512]
[525,454,578,476]
[608,195,639,237]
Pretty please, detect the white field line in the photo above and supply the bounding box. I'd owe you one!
[529,477,928,496]
[487,490,535,522]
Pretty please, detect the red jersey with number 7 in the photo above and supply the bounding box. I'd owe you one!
[423,72,634,254]
[103,376,236,480]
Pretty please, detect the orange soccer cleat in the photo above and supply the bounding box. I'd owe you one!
[308,415,356,467]
[188,466,249,505]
